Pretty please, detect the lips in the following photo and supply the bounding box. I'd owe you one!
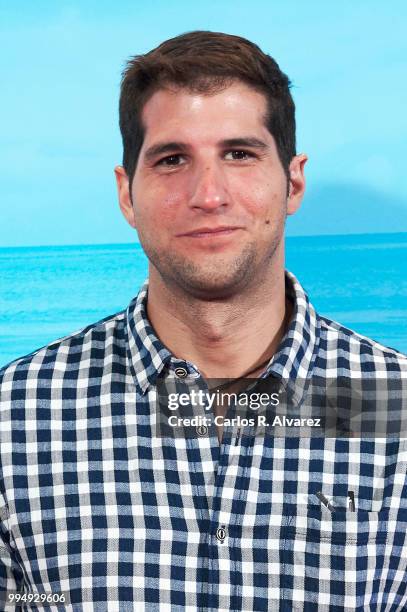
[178,226,242,237]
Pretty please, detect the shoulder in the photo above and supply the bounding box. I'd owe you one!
[0,308,127,390]
[316,313,407,374]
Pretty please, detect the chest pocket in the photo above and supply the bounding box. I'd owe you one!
[279,501,407,611]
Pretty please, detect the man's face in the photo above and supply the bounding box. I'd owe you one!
[117,81,306,299]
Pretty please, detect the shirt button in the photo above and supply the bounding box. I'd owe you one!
[174,366,188,378]
[196,425,208,436]
[215,526,227,543]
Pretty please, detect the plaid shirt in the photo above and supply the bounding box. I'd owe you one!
[1,270,407,611]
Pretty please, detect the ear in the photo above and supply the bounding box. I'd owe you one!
[287,154,307,216]
[114,165,137,229]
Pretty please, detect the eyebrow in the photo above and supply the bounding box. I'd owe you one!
[219,137,269,150]
[144,142,188,163]
[143,137,269,163]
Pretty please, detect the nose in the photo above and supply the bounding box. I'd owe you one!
[188,161,230,212]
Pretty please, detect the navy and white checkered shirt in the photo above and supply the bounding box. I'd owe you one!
[1,271,407,611]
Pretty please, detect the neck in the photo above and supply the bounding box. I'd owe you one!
[146,262,290,381]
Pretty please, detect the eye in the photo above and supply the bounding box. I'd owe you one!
[224,150,255,161]
[156,154,186,167]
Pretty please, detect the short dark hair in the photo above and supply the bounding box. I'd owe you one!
[119,30,296,185]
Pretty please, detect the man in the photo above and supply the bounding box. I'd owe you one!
[1,30,406,611]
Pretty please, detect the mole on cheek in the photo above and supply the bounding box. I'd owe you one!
[265,220,270,225]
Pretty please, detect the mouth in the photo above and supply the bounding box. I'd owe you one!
[177,226,243,238]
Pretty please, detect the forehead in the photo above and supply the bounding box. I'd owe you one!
[140,81,270,145]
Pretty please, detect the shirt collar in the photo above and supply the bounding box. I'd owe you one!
[126,270,320,395]
[265,270,320,380]
[125,280,173,394]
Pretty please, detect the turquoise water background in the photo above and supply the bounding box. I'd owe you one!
[1,233,406,367]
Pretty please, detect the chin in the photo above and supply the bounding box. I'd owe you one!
[147,243,258,299]
[173,273,252,301]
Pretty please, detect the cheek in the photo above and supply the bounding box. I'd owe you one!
[232,165,287,216]
[159,190,186,218]
[133,184,185,229]
[240,183,284,218]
